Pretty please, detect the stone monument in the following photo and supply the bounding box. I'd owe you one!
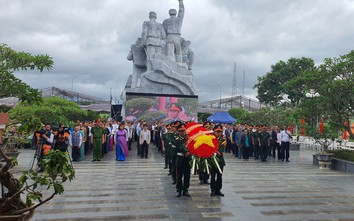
[124,0,196,96]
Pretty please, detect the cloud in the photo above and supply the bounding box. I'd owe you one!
[2,0,354,103]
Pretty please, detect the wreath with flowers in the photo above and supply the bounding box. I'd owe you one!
[185,122,223,174]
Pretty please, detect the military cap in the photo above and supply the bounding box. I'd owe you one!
[169,103,182,112]
[177,124,186,131]
[213,124,223,132]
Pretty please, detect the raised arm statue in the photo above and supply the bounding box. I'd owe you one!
[163,0,184,63]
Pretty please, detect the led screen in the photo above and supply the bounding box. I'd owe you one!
[125,92,198,123]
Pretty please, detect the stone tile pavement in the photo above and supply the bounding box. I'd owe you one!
[10,144,354,221]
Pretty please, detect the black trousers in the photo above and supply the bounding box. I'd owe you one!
[277,143,282,159]
[140,141,149,158]
[225,139,232,153]
[243,147,250,159]
[199,170,209,183]
[127,138,132,150]
[254,144,260,159]
[210,166,223,193]
[164,147,170,168]
[281,141,290,161]
[176,158,190,192]
[72,146,80,161]
[271,140,277,157]
[260,145,268,161]
[171,157,176,182]
[233,144,238,157]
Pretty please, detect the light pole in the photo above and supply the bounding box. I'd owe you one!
[71,73,85,91]
[305,89,320,128]
[209,81,221,109]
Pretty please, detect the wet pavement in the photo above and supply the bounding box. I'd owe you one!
[11,144,354,221]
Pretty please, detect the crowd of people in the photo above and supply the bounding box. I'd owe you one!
[32,119,293,197]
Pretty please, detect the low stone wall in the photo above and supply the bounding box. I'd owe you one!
[313,155,354,174]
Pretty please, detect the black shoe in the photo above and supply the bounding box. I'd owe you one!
[176,192,182,197]
[172,181,176,185]
[199,181,204,185]
[204,181,210,185]
[183,191,190,197]
[216,191,224,197]
[145,157,148,159]
[168,172,172,176]
[210,191,216,196]
[286,160,290,162]
[164,166,168,169]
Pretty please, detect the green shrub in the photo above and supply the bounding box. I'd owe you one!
[329,150,354,162]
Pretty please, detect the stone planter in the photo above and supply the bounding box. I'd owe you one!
[316,153,335,169]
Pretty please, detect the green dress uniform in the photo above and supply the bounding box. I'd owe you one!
[174,134,191,196]
[162,132,172,171]
[259,131,270,161]
[252,131,260,159]
[91,126,104,161]
[169,133,178,184]
[210,136,226,196]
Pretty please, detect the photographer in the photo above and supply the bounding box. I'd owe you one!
[54,124,69,152]
[37,124,54,172]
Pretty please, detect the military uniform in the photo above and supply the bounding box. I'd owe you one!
[162,130,171,170]
[174,125,191,197]
[259,129,270,162]
[169,132,178,184]
[210,126,226,197]
[91,125,105,161]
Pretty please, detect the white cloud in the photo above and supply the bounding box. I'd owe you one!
[2,0,354,102]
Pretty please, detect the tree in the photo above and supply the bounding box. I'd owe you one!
[10,96,99,131]
[228,108,249,124]
[254,57,315,106]
[288,50,354,140]
[246,107,301,128]
[0,44,53,106]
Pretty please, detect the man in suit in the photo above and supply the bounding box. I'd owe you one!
[139,123,151,159]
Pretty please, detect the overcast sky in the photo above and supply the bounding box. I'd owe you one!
[1,0,354,102]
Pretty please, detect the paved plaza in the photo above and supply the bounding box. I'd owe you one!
[13,146,354,221]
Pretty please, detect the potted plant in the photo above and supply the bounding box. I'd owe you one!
[0,126,28,163]
[306,123,338,169]
[0,145,75,220]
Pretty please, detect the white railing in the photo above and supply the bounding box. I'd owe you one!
[295,136,354,152]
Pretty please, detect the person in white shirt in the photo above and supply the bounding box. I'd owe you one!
[280,126,292,162]
[125,121,133,151]
[139,123,151,159]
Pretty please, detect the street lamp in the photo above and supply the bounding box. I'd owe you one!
[71,73,85,91]
[305,89,320,128]
[209,81,222,109]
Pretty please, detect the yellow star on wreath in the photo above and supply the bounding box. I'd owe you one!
[194,134,215,149]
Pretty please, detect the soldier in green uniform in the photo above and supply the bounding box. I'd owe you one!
[169,122,178,184]
[162,124,171,170]
[258,125,270,162]
[90,120,106,161]
[174,123,191,197]
[252,125,260,160]
[210,124,226,197]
